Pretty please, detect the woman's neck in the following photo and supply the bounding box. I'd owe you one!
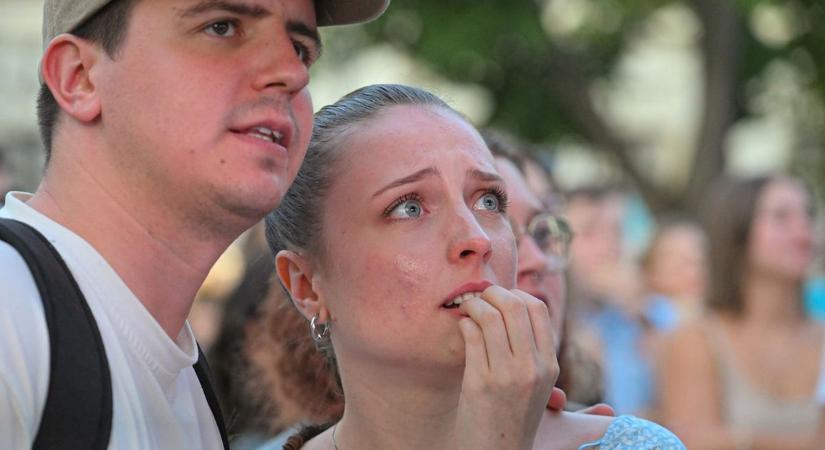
[740,270,804,328]
[331,360,464,450]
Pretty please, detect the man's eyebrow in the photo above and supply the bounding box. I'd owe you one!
[177,3,321,55]
[287,21,322,56]
[179,1,270,19]
[468,168,503,184]
[373,167,440,198]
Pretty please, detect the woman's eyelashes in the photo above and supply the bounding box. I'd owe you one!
[475,186,509,214]
[384,193,424,219]
[382,187,509,221]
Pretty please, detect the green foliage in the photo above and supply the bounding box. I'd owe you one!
[359,0,675,142]
[348,0,825,211]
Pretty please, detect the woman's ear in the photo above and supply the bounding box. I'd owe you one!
[275,250,328,322]
[41,34,103,123]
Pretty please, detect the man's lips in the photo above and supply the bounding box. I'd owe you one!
[230,120,293,150]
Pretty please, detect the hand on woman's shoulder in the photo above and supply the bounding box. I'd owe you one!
[534,412,686,450]
[533,410,613,450]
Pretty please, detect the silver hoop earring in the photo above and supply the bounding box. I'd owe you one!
[310,314,330,343]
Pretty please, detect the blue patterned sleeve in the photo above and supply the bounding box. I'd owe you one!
[578,415,686,450]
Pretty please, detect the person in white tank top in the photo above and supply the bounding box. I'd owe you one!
[657,174,823,449]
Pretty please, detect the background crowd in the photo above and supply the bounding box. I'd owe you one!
[186,145,824,450]
[4,0,825,449]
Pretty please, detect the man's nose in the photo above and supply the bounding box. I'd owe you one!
[250,32,310,94]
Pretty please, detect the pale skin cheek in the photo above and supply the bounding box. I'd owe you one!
[342,252,429,326]
[354,253,450,356]
[388,253,471,363]
[392,253,431,317]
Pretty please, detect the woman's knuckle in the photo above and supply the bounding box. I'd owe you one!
[527,299,548,315]
[478,309,501,326]
[502,299,524,316]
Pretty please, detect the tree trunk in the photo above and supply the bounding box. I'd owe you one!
[537,46,677,214]
[684,0,744,215]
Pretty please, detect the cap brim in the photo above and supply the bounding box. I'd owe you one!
[316,0,390,26]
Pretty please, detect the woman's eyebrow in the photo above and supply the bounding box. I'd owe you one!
[373,167,440,198]
[468,168,503,184]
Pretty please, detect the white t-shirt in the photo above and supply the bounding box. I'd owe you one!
[0,192,223,449]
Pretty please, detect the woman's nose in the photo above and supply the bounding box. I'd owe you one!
[447,211,493,265]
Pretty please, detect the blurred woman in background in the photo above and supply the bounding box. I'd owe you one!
[640,219,708,331]
[658,174,822,449]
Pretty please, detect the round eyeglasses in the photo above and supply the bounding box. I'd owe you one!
[509,213,573,272]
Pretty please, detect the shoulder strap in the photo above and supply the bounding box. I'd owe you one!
[193,345,231,450]
[0,218,112,450]
[0,218,230,449]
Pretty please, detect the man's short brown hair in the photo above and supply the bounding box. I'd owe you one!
[37,0,136,161]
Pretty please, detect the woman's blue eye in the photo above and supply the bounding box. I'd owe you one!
[475,193,501,212]
[389,200,424,219]
[205,21,237,37]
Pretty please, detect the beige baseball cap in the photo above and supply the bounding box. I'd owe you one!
[43,0,390,48]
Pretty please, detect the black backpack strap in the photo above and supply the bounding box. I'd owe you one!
[0,218,112,450]
[193,345,230,450]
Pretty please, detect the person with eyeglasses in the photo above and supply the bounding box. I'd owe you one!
[510,212,573,273]
[483,129,608,411]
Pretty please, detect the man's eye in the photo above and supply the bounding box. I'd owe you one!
[474,193,501,212]
[205,21,238,37]
[389,200,424,219]
[293,41,317,66]
[293,42,307,61]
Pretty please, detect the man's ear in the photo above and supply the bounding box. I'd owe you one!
[275,250,329,323]
[41,34,103,123]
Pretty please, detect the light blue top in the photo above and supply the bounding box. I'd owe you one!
[578,415,685,450]
[254,416,685,450]
[805,276,825,322]
[586,304,653,414]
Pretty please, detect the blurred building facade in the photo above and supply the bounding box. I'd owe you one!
[0,1,45,192]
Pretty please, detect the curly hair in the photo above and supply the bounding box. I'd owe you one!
[245,286,344,431]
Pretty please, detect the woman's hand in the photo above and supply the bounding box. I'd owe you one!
[455,285,559,450]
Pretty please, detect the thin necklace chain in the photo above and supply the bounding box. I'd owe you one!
[331,423,340,450]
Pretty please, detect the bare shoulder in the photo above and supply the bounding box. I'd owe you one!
[667,318,708,343]
[662,318,713,361]
[804,319,825,363]
[808,320,825,339]
[533,410,614,450]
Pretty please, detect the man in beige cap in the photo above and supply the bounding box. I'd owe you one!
[0,1,387,448]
